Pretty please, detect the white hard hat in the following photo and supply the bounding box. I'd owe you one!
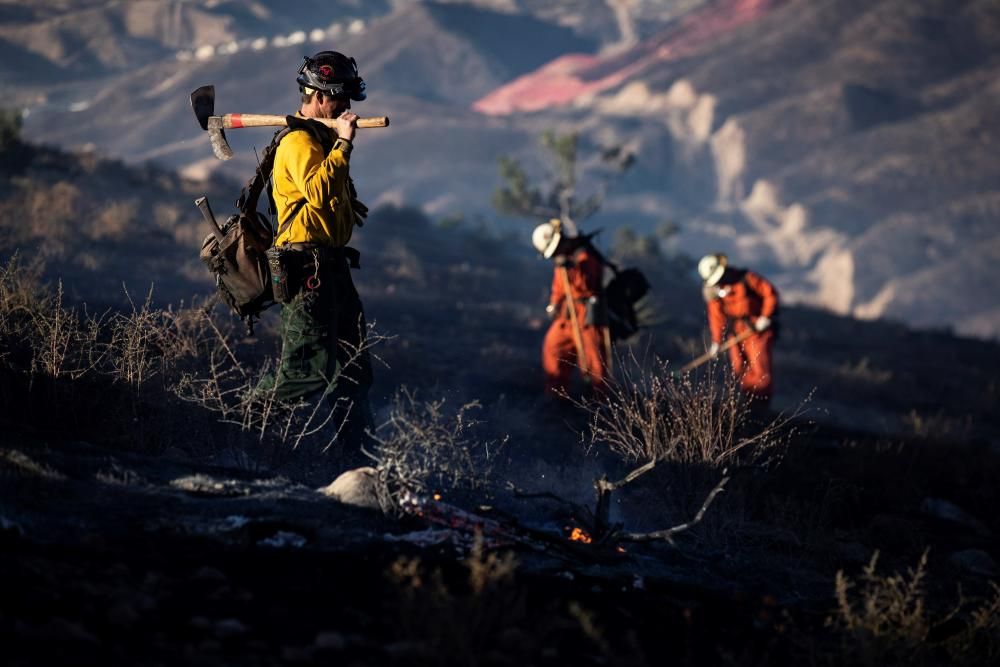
[532,219,563,258]
[698,253,728,286]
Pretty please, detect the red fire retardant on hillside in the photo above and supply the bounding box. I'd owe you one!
[473,0,782,115]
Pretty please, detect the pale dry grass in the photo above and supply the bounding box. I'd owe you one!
[903,409,973,441]
[387,533,526,665]
[829,550,1000,666]
[830,550,931,655]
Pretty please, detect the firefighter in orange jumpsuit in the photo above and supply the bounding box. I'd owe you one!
[533,220,609,395]
[699,253,779,402]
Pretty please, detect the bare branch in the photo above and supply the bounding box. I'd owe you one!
[595,458,658,494]
[618,474,731,545]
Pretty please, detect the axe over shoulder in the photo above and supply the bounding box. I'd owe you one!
[190,85,389,161]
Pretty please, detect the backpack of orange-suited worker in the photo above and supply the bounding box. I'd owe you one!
[604,267,651,342]
[577,238,652,343]
[198,129,292,334]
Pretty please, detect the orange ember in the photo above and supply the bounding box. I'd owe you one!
[433,493,442,501]
[568,527,593,544]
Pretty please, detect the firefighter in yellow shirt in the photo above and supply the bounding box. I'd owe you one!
[268,50,374,451]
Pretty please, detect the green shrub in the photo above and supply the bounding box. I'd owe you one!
[0,109,22,151]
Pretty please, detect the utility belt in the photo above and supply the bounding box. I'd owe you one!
[267,243,361,303]
[281,243,361,268]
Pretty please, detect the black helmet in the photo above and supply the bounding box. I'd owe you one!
[296,51,366,101]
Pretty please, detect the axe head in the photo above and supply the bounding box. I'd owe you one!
[191,85,214,130]
[191,85,233,161]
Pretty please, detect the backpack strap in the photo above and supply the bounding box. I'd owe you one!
[276,198,308,239]
[576,233,620,275]
[235,127,292,220]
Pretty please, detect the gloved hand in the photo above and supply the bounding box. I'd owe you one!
[545,303,557,319]
[708,341,721,357]
[352,199,369,227]
[754,316,771,332]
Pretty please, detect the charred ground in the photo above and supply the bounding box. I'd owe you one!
[1,133,999,665]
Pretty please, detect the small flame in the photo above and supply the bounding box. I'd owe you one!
[568,527,593,544]
[432,493,442,501]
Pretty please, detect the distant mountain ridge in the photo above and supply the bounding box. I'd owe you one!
[2,0,998,337]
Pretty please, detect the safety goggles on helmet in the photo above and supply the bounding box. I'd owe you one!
[296,52,367,101]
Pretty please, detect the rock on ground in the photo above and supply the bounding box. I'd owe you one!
[319,467,379,510]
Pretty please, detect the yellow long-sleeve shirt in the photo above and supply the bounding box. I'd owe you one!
[272,119,356,248]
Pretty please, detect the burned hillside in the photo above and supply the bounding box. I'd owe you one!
[2,118,1000,664]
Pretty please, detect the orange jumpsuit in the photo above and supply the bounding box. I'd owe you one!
[706,270,779,401]
[542,248,608,394]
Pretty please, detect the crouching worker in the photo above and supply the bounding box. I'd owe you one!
[267,50,375,450]
[698,253,779,404]
[534,219,610,396]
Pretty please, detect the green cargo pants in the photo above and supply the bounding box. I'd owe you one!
[272,248,375,441]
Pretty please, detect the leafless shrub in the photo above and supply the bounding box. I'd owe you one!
[365,388,506,516]
[567,352,805,542]
[0,253,44,337]
[0,256,76,377]
[173,313,391,471]
[0,257,205,451]
[157,298,219,361]
[581,353,794,468]
[1,255,399,462]
[23,280,113,381]
[106,286,168,388]
[2,256,166,385]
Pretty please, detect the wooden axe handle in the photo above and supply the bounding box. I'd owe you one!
[675,327,757,375]
[557,265,590,378]
[219,114,389,129]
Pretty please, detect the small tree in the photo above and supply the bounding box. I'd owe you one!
[0,109,22,152]
[492,130,634,226]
